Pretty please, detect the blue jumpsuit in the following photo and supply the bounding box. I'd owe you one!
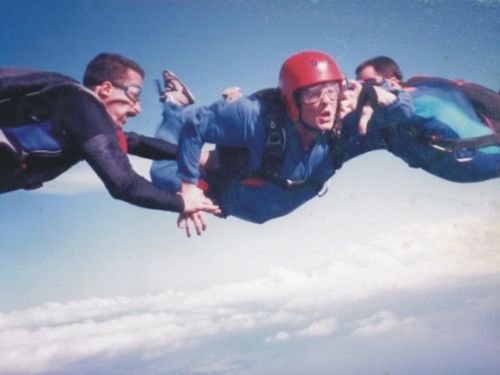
[345,79,500,182]
[151,92,412,223]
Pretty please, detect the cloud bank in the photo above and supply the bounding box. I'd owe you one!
[351,310,422,337]
[1,214,499,373]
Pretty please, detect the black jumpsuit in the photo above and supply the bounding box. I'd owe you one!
[0,89,184,212]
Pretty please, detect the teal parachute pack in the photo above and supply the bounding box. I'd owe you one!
[405,76,500,153]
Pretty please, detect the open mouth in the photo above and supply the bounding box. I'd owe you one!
[319,110,332,121]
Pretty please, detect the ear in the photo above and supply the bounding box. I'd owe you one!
[93,81,114,100]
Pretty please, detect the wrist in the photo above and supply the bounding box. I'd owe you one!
[181,180,196,190]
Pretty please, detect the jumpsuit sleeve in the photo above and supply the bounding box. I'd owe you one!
[80,133,184,212]
[54,91,184,212]
[368,90,414,131]
[337,90,414,162]
[176,98,263,184]
[125,131,177,160]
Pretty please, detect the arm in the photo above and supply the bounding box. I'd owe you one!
[176,98,263,184]
[55,91,217,214]
[339,83,413,161]
[125,131,177,160]
[82,133,219,214]
[374,87,414,128]
[81,133,185,212]
[81,134,217,214]
[343,81,414,135]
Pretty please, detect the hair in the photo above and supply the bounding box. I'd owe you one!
[355,56,403,82]
[83,52,144,88]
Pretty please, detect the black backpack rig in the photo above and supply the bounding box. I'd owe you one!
[0,68,94,165]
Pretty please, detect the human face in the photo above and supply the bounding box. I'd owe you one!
[299,82,339,131]
[102,68,143,128]
[356,65,385,85]
[357,66,401,89]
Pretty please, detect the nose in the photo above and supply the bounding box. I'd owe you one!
[319,91,329,103]
[129,101,141,116]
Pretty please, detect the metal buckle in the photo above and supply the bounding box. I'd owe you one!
[286,179,306,187]
[454,149,474,163]
[429,141,452,153]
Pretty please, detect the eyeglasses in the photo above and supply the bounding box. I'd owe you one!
[112,82,142,103]
[301,83,339,105]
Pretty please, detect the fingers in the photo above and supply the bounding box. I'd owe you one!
[179,183,220,214]
[192,212,207,236]
[358,104,374,135]
[200,197,220,213]
[339,98,353,119]
[339,80,363,119]
[177,214,192,238]
[177,212,208,237]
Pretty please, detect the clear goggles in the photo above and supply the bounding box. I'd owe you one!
[112,82,142,103]
[301,82,339,105]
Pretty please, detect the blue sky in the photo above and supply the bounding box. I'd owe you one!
[1,1,500,374]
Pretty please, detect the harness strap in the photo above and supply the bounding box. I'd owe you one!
[261,112,286,180]
[326,131,348,170]
[219,88,338,192]
[428,133,500,153]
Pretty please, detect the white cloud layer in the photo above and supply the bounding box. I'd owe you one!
[296,317,338,337]
[350,310,422,337]
[1,214,499,373]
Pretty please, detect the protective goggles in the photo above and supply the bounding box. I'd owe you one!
[112,82,142,103]
[301,82,339,105]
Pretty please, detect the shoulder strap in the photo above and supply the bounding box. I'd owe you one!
[249,88,288,181]
[429,133,500,153]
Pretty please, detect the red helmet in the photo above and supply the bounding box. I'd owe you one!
[279,51,343,121]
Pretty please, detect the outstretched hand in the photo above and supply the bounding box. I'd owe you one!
[177,182,221,237]
[177,211,208,237]
[179,182,219,214]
